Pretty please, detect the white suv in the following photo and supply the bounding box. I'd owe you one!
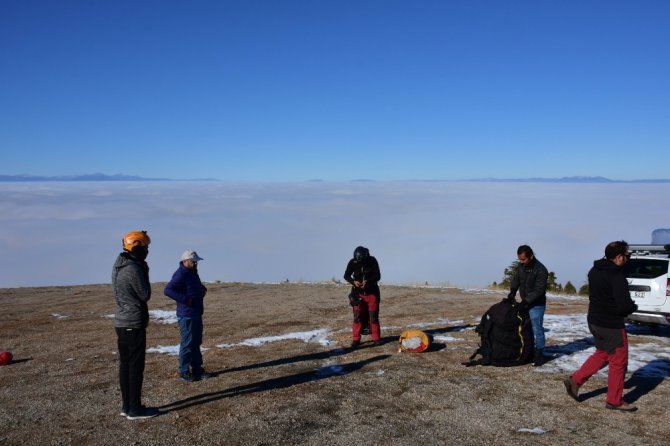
[625,244,670,326]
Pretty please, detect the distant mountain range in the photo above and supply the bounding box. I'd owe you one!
[0,174,669,183]
[0,173,217,182]
[461,176,670,183]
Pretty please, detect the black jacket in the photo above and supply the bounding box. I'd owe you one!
[343,256,381,296]
[587,258,638,329]
[510,258,548,308]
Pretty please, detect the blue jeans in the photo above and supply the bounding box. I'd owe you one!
[178,317,203,376]
[528,305,546,350]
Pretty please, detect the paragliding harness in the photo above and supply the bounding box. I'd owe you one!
[463,299,534,367]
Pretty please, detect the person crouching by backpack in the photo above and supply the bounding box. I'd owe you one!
[344,246,382,349]
[563,241,638,412]
[164,250,210,382]
[507,245,549,366]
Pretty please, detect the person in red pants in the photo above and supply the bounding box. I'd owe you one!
[563,241,638,412]
[344,246,381,348]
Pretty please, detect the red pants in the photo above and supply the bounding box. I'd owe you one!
[571,328,628,406]
[352,293,380,342]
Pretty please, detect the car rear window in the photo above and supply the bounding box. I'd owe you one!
[625,258,669,279]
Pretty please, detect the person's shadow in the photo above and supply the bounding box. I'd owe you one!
[626,323,670,338]
[424,324,476,336]
[543,337,594,365]
[623,359,670,403]
[209,346,353,377]
[158,354,390,414]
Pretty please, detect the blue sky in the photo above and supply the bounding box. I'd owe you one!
[2,1,669,181]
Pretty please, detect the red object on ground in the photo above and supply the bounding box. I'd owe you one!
[0,351,13,366]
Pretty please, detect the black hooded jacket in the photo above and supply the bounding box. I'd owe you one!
[343,256,381,296]
[587,258,638,329]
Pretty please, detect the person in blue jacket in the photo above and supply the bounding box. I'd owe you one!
[164,250,210,382]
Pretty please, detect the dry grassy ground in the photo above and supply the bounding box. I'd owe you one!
[1,282,669,445]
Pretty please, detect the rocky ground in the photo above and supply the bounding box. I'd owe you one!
[0,282,668,445]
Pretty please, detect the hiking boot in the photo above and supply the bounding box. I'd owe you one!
[350,340,361,349]
[178,372,194,382]
[533,348,545,367]
[126,406,159,420]
[563,376,579,401]
[606,402,638,412]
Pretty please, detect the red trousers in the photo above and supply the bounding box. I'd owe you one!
[352,293,380,342]
[571,328,628,406]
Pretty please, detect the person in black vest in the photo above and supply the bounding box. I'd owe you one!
[507,245,549,366]
[563,241,638,411]
[343,246,381,348]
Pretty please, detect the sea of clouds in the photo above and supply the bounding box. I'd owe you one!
[1,181,669,288]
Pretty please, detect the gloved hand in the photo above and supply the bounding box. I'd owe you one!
[348,292,362,307]
[505,293,516,304]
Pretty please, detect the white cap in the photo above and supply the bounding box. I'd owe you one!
[181,250,204,262]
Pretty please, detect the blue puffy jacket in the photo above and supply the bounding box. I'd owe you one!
[164,263,207,318]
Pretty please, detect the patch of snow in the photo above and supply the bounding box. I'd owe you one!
[518,427,546,434]
[433,335,462,342]
[217,329,333,349]
[146,345,209,356]
[462,288,506,296]
[149,309,178,324]
[407,318,465,329]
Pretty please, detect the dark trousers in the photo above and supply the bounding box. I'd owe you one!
[116,327,146,411]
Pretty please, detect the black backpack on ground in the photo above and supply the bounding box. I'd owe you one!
[463,299,534,367]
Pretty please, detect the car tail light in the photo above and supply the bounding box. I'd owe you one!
[667,278,670,297]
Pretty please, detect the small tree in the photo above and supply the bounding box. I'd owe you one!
[564,281,577,295]
[500,261,519,288]
[578,282,589,295]
[547,271,560,292]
